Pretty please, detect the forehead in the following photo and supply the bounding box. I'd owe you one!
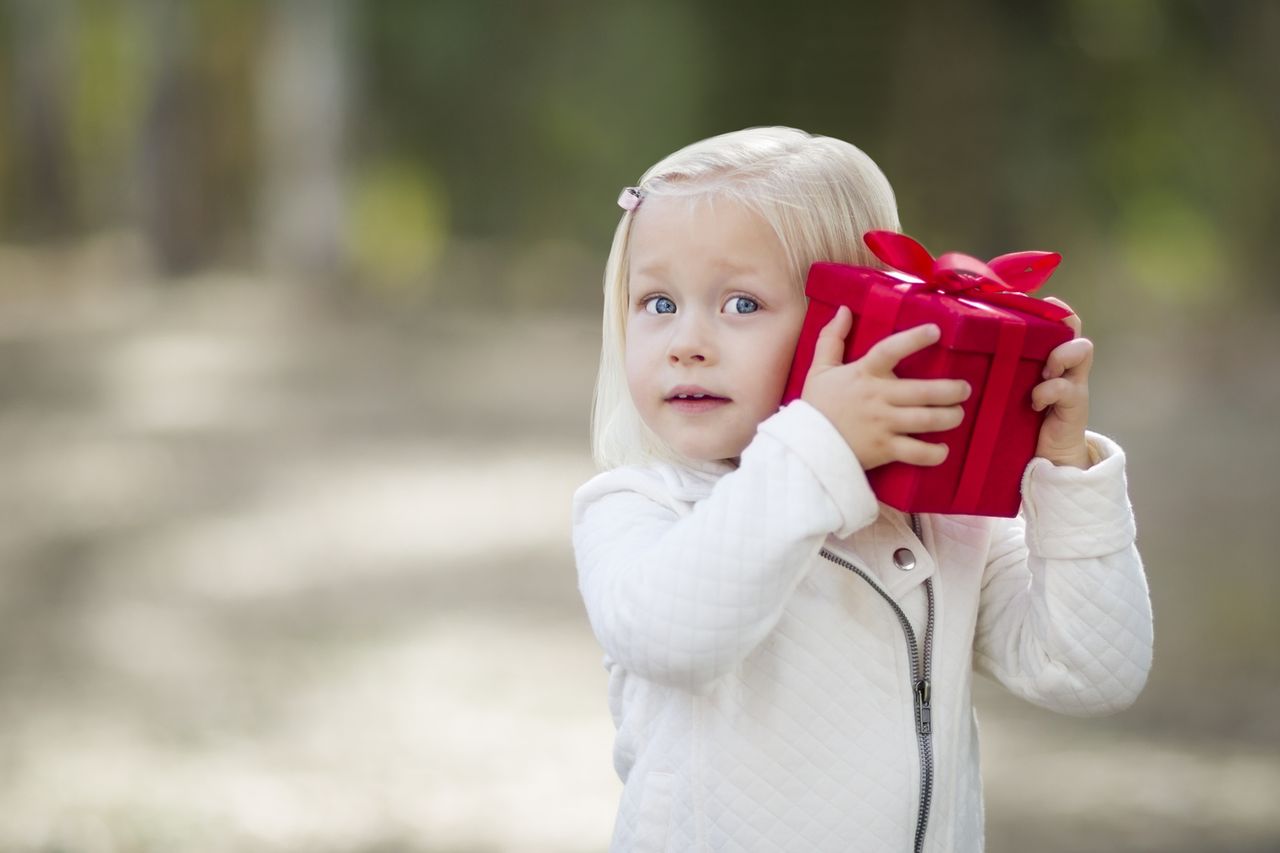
[627,194,787,277]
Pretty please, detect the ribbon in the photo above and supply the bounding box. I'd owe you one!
[863,231,1072,323]
[951,316,1026,514]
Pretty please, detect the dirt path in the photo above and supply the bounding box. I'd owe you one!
[1,275,1277,852]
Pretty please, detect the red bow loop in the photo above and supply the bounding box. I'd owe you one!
[862,230,1071,322]
[989,251,1062,293]
[862,230,935,279]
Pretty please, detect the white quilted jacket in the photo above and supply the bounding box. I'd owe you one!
[573,401,1153,852]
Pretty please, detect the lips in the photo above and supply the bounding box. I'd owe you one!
[666,385,730,413]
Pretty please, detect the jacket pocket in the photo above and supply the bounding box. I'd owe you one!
[632,771,674,853]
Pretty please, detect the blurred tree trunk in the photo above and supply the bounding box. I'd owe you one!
[9,0,76,240]
[137,1,206,275]
[257,0,350,285]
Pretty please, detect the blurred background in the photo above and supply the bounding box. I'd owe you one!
[0,1,1277,851]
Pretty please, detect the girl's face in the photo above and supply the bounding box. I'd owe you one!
[625,194,807,462]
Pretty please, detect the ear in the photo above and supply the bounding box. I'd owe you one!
[987,251,1062,292]
[863,230,935,277]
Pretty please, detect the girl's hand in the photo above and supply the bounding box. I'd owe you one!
[802,306,972,471]
[1032,297,1093,469]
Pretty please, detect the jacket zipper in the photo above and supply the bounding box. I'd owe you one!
[819,512,935,853]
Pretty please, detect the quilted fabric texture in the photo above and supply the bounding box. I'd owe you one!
[573,401,1154,852]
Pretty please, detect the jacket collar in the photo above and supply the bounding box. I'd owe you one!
[655,457,736,503]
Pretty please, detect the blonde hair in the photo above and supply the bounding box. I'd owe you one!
[591,126,901,470]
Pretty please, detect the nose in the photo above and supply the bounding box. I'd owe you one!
[667,313,715,365]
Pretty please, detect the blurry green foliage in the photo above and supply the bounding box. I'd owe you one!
[349,158,448,294]
[1119,188,1221,304]
[0,0,1274,310]
[68,2,145,219]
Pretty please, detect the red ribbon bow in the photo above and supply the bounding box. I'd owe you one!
[863,230,1072,322]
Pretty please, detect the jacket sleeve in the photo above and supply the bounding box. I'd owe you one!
[972,432,1154,716]
[572,402,879,692]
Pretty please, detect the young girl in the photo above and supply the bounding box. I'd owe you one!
[572,126,1153,853]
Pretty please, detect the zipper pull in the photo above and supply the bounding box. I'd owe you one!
[915,679,932,735]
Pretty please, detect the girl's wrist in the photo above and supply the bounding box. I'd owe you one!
[1038,442,1093,470]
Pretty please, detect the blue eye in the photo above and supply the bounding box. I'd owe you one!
[645,296,677,315]
[724,296,760,314]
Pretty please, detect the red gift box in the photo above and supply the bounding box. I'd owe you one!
[782,231,1075,518]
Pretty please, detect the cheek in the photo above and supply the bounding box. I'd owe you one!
[623,354,645,400]
[623,325,658,395]
[757,315,806,385]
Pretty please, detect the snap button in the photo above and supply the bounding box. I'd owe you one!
[893,547,916,572]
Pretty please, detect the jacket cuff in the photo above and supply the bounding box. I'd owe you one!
[757,401,879,537]
[1021,431,1137,559]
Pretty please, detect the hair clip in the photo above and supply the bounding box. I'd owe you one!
[617,187,643,212]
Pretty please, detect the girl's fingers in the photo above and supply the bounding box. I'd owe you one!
[888,436,950,467]
[860,323,941,375]
[1044,296,1082,336]
[1042,337,1094,380]
[884,378,972,406]
[811,306,853,369]
[1031,377,1082,413]
[888,404,966,434]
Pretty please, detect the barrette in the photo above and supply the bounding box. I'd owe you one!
[617,187,643,212]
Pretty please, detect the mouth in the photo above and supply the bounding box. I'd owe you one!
[666,386,731,413]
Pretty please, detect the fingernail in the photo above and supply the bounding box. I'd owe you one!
[926,324,940,339]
